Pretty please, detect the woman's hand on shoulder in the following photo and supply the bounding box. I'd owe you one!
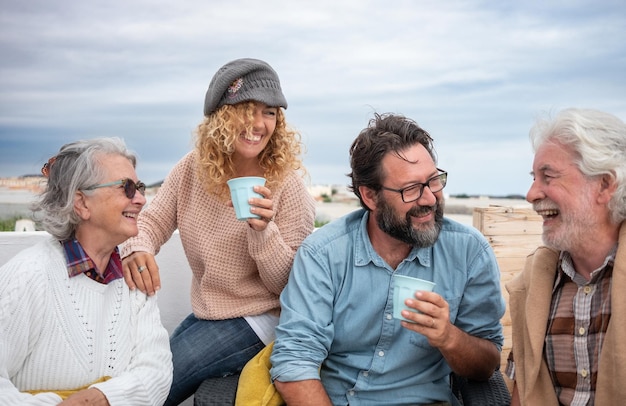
[122,251,160,296]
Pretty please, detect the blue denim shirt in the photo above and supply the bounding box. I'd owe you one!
[270,209,505,406]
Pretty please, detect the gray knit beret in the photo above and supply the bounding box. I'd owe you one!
[203,58,288,116]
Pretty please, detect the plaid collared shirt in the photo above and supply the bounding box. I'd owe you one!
[544,248,615,406]
[506,248,615,406]
[61,238,124,284]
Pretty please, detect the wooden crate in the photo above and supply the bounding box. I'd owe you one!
[472,206,544,379]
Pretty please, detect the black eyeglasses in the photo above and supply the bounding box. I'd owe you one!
[380,169,447,203]
[83,178,146,199]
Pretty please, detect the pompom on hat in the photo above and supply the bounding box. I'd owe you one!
[203,58,288,116]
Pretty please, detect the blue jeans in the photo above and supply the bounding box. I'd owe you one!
[163,313,264,406]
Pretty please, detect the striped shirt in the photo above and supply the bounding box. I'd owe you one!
[544,248,615,406]
[61,239,124,284]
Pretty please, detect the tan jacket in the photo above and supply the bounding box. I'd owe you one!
[506,223,626,405]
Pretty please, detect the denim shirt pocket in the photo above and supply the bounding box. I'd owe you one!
[409,295,462,349]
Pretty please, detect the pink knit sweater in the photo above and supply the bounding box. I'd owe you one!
[121,151,316,320]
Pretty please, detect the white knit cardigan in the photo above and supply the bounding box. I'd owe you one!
[0,237,173,405]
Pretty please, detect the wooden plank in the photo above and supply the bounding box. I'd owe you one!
[473,206,544,378]
[473,206,543,236]
[497,257,529,273]
[486,234,543,258]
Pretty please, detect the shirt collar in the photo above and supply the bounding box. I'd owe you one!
[61,238,124,283]
[354,211,431,269]
[555,244,617,289]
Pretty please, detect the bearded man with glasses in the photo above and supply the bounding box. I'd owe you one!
[270,113,505,406]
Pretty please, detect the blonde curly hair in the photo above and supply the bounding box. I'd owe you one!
[195,101,306,200]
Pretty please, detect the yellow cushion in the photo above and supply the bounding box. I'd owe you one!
[235,342,284,406]
[24,376,111,400]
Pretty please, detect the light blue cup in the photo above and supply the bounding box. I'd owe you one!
[227,176,266,220]
[392,274,436,321]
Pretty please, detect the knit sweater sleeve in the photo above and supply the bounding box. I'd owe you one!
[0,243,61,405]
[246,171,316,295]
[121,153,192,257]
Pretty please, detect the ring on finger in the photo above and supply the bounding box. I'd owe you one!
[430,317,435,328]
[138,265,147,273]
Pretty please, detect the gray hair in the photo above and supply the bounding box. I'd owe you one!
[32,137,137,240]
[529,108,626,224]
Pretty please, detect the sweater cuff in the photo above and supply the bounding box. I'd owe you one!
[119,241,154,259]
[248,221,278,244]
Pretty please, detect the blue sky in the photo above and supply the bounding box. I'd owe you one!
[1,0,625,196]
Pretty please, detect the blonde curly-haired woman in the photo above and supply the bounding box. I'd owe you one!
[120,58,316,405]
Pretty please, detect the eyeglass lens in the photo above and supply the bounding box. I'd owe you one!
[403,173,446,202]
[123,179,146,199]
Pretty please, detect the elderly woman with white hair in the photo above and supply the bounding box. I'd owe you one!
[0,137,172,405]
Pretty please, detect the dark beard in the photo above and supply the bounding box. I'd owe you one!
[375,196,444,247]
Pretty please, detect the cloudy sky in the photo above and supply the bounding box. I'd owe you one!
[1,0,625,196]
